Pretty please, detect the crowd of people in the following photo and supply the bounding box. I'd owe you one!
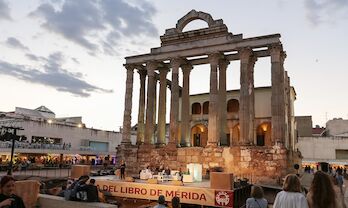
[246,169,347,208]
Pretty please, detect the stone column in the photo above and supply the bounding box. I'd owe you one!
[270,44,286,144]
[136,70,147,144]
[180,64,192,147]
[285,70,292,149]
[207,53,220,146]
[145,61,157,145]
[169,58,182,146]
[121,65,134,144]
[218,59,229,146]
[153,77,157,144]
[157,68,169,145]
[238,48,255,145]
[248,55,257,145]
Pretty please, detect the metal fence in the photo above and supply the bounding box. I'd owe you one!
[0,167,71,178]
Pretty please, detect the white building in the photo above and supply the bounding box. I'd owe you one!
[297,118,348,166]
[0,106,135,164]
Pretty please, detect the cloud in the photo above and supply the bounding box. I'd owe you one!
[0,0,11,20]
[31,0,158,55]
[25,53,47,62]
[0,52,112,97]
[5,37,29,51]
[304,0,348,26]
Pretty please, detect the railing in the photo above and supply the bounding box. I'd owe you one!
[233,184,251,208]
[0,141,105,152]
[0,141,71,150]
[0,167,71,178]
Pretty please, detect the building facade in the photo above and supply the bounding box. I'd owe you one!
[297,118,348,166]
[0,106,135,165]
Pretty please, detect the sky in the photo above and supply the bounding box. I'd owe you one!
[0,0,347,131]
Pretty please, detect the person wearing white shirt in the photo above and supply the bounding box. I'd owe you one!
[273,174,308,208]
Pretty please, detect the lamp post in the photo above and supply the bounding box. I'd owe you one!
[0,126,24,175]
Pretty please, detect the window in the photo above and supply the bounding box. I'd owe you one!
[89,141,109,152]
[203,101,209,114]
[227,99,239,113]
[32,136,62,144]
[336,150,348,159]
[191,103,201,115]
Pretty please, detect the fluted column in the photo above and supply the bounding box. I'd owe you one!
[157,68,169,145]
[169,58,181,146]
[136,70,147,144]
[248,55,257,145]
[270,44,286,144]
[121,65,134,144]
[208,53,220,146]
[152,78,158,144]
[238,48,255,145]
[145,61,157,145]
[218,59,229,146]
[180,64,192,147]
[285,71,291,149]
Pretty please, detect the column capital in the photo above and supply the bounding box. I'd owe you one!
[170,57,184,69]
[280,51,287,62]
[219,58,230,69]
[125,64,136,71]
[158,67,170,73]
[238,48,253,64]
[146,61,158,76]
[269,44,283,63]
[208,53,222,65]
[137,69,147,77]
[181,64,193,74]
[249,54,258,66]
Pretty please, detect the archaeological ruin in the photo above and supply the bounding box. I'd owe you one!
[118,10,301,185]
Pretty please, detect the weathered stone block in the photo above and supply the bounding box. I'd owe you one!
[178,149,186,156]
[185,156,192,162]
[191,155,200,163]
[239,162,250,169]
[241,149,251,157]
[209,162,219,167]
[177,155,186,162]
[242,156,251,162]
[214,152,222,157]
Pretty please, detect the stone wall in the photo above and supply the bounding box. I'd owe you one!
[117,144,296,185]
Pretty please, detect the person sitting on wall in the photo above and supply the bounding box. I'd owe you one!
[164,166,171,176]
[0,175,25,208]
[86,179,99,202]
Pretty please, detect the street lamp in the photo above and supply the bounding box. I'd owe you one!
[1,126,24,175]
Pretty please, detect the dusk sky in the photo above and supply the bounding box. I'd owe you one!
[0,0,347,131]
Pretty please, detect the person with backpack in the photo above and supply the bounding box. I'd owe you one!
[65,175,89,201]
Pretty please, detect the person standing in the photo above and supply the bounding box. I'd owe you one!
[306,171,344,208]
[154,195,166,208]
[246,185,268,208]
[273,174,308,208]
[336,169,344,195]
[120,160,126,180]
[171,196,180,208]
[300,166,314,193]
[0,175,25,208]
